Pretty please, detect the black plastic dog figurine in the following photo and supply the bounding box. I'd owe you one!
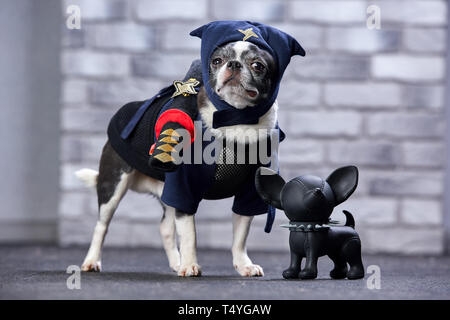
[255,166,364,280]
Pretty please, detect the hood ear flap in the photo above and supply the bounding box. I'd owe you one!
[189,23,208,38]
[326,166,359,206]
[255,167,286,209]
[291,38,306,57]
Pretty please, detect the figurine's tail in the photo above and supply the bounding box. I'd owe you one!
[343,210,355,228]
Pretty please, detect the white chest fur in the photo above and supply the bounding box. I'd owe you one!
[198,98,279,144]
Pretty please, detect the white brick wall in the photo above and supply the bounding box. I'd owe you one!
[59,0,448,255]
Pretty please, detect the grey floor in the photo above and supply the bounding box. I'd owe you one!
[0,245,449,299]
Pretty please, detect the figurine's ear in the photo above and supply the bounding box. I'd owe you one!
[255,167,286,209]
[326,166,358,205]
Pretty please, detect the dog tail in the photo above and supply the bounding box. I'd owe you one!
[343,210,355,229]
[75,168,98,188]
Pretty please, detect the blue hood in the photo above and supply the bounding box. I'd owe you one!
[190,20,305,128]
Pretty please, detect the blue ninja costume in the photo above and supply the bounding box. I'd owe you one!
[107,21,305,232]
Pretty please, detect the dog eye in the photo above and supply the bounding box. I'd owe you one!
[212,58,223,66]
[251,62,265,72]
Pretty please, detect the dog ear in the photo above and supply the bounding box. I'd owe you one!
[326,166,358,206]
[255,167,286,209]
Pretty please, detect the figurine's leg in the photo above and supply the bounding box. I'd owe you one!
[174,211,201,277]
[328,253,348,279]
[282,250,302,279]
[299,233,321,280]
[342,237,364,280]
[232,213,264,277]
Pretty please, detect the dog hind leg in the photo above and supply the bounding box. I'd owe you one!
[81,142,132,272]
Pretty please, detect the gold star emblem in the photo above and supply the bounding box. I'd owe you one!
[171,78,200,98]
[238,28,259,41]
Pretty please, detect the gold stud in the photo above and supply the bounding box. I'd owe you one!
[154,152,175,163]
[161,129,181,137]
[160,136,179,144]
[157,144,175,152]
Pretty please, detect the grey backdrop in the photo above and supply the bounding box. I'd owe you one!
[1,0,449,255]
[0,0,60,242]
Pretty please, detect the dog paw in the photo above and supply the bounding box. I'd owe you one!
[235,264,264,277]
[170,263,180,272]
[81,260,102,272]
[178,263,202,277]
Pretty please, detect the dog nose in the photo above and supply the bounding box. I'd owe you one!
[227,60,242,71]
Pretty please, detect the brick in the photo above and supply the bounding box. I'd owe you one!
[285,111,362,137]
[325,82,401,108]
[291,0,366,23]
[295,56,370,80]
[62,28,85,48]
[278,80,321,107]
[135,0,207,21]
[62,108,114,133]
[401,199,442,225]
[326,27,400,53]
[404,28,446,53]
[102,220,134,247]
[372,55,445,81]
[61,135,107,163]
[162,23,202,51]
[117,192,163,221]
[367,113,445,138]
[279,139,325,164]
[365,227,444,255]
[132,53,199,80]
[403,142,445,168]
[377,0,447,26]
[89,79,163,106]
[86,23,155,51]
[197,198,234,221]
[59,217,96,246]
[59,192,90,217]
[62,79,89,104]
[369,171,443,197]
[62,51,129,78]
[63,0,126,20]
[128,222,162,247]
[334,197,398,225]
[203,217,289,251]
[212,0,285,21]
[271,24,323,51]
[403,85,445,109]
[328,141,401,167]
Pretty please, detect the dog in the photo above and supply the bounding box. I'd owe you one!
[77,41,277,277]
[255,166,365,280]
[75,21,304,277]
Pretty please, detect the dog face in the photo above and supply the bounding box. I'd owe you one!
[208,41,276,109]
[255,166,359,222]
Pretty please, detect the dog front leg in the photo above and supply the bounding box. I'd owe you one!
[174,211,201,277]
[160,205,180,272]
[232,213,264,277]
